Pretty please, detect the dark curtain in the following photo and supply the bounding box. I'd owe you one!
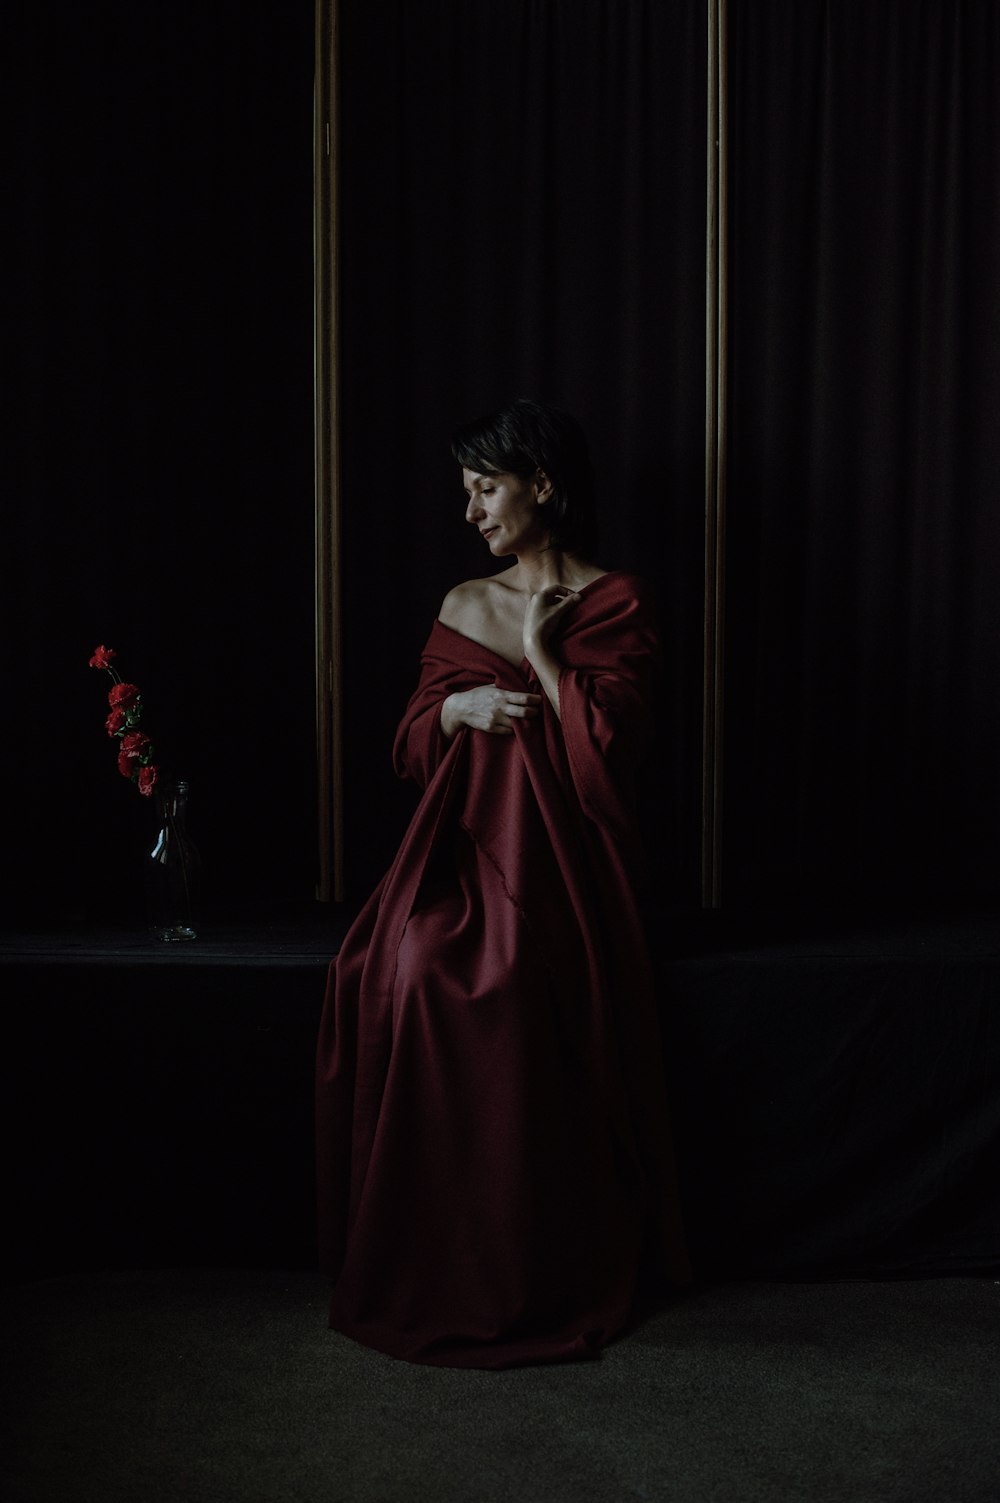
[9,0,998,924]
[5,1,997,1285]
[724,0,1000,908]
[337,0,708,903]
[6,1,317,925]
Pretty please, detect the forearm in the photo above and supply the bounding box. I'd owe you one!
[523,640,563,721]
[440,693,462,739]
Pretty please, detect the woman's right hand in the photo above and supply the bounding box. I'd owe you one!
[441,683,542,738]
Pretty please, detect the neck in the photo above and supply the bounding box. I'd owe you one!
[509,546,582,595]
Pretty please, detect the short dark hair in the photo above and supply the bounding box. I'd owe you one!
[451,398,598,557]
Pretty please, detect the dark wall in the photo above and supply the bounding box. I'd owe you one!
[9,1,999,928]
[8,1,318,925]
[723,0,1000,907]
[336,0,708,903]
[336,0,1000,914]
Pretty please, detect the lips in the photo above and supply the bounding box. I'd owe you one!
[481,527,498,541]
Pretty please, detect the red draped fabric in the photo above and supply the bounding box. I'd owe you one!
[315,573,689,1368]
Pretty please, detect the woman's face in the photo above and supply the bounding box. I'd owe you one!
[463,468,551,557]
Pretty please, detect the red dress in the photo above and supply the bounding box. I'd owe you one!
[315,572,689,1368]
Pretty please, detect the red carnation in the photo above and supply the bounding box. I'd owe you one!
[89,645,168,804]
[108,681,141,710]
[117,730,152,779]
[137,765,159,797]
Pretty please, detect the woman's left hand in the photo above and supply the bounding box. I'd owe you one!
[523,585,581,660]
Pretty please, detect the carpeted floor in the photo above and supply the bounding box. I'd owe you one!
[3,1269,997,1502]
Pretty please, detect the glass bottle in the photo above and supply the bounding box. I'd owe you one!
[145,779,201,941]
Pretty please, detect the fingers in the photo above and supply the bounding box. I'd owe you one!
[539,586,581,608]
[503,690,540,723]
[465,685,543,734]
[481,696,540,733]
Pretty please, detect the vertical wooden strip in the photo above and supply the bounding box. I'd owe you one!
[703,0,728,907]
[314,1,344,902]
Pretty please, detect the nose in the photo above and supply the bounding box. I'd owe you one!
[465,493,485,524]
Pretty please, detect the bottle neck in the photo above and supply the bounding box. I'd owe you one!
[158,780,190,820]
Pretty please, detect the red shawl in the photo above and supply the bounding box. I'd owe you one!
[316,571,689,1368]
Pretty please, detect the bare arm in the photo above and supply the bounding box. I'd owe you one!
[522,586,582,722]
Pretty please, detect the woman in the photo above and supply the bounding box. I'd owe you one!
[315,399,689,1368]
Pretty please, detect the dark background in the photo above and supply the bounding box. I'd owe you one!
[724,0,1000,908]
[334,0,1000,917]
[7,0,318,928]
[4,0,998,1287]
[7,1,1000,926]
[7,0,998,925]
[335,0,708,903]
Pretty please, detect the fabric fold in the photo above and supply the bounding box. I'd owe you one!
[316,571,689,1369]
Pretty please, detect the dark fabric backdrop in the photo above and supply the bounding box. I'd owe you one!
[4,0,997,1285]
[6,0,317,926]
[11,0,997,922]
[336,0,708,903]
[724,0,1000,907]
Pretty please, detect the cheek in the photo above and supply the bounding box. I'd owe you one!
[506,495,533,524]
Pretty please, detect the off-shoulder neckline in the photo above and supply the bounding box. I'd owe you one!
[433,570,634,668]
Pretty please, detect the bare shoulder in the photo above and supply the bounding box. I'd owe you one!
[438,575,507,630]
